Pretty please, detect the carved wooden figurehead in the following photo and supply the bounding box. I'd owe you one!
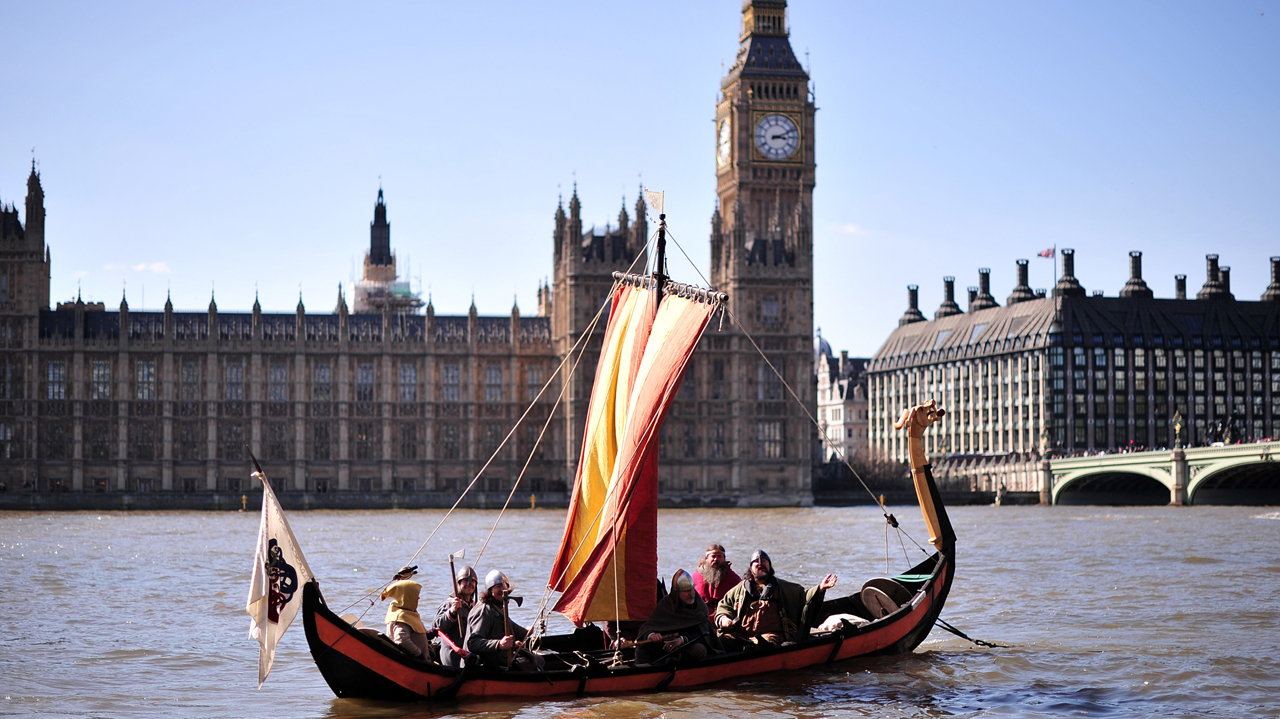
[893,399,946,440]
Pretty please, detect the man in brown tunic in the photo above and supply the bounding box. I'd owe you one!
[713,550,836,650]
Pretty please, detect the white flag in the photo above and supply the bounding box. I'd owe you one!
[643,189,664,216]
[245,472,313,688]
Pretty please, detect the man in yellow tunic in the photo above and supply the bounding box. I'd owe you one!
[380,565,429,659]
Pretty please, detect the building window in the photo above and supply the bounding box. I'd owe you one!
[398,423,418,460]
[220,422,244,459]
[439,423,461,459]
[442,362,460,402]
[225,361,244,402]
[354,422,376,459]
[87,421,112,460]
[486,363,503,403]
[178,421,201,461]
[47,361,66,400]
[757,420,784,458]
[356,362,375,402]
[400,362,417,402]
[761,295,780,326]
[135,355,156,396]
[525,424,546,460]
[683,421,697,458]
[130,421,157,460]
[267,422,289,461]
[757,358,783,400]
[312,362,331,401]
[712,359,726,399]
[483,423,503,458]
[85,360,110,400]
[268,363,288,402]
[180,361,200,401]
[527,364,543,392]
[41,420,69,459]
[312,423,331,460]
[0,359,12,400]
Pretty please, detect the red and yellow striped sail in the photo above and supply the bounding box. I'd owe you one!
[549,282,715,623]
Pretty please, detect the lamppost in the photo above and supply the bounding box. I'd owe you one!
[1173,410,1183,450]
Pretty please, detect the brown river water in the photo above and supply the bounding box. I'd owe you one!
[2,505,1278,718]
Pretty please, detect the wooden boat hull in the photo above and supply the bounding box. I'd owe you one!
[301,545,954,702]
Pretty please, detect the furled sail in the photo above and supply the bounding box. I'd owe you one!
[549,274,721,624]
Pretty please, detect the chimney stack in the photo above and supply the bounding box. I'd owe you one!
[1119,250,1153,299]
[1262,257,1280,302]
[1175,274,1187,300]
[935,276,963,319]
[967,287,978,311]
[1053,248,1086,297]
[1006,259,1035,305]
[971,268,999,311]
[1221,266,1233,298]
[1196,253,1230,300]
[899,284,925,326]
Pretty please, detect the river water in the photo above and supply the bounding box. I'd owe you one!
[2,504,1278,718]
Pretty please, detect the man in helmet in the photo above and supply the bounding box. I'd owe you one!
[464,569,532,670]
[433,565,477,669]
[380,565,431,660]
[634,569,722,665]
[713,550,837,650]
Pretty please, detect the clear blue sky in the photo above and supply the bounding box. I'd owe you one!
[3,1,1277,356]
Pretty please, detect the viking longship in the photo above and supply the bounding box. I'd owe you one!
[288,201,956,702]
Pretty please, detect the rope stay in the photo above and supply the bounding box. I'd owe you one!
[663,228,929,555]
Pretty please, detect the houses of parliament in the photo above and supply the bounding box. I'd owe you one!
[0,0,820,506]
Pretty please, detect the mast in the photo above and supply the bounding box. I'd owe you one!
[653,213,668,315]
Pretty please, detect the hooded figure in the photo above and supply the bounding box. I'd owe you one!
[380,565,430,659]
[634,570,723,665]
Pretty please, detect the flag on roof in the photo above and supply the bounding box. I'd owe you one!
[1037,247,1055,259]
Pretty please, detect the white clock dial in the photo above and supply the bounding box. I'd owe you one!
[754,114,799,160]
[717,118,732,168]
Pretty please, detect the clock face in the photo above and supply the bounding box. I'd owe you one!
[717,118,732,168]
[754,114,799,160]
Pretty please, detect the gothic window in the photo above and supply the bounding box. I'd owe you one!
[525,424,545,460]
[130,421,157,460]
[220,422,244,459]
[0,268,6,304]
[0,359,11,400]
[761,295,780,327]
[683,422,696,458]
[356,362,375,402]
[438,423,461,459]
[399,362,417,402]
[354,422,376,459]
[269,363,288,402]
[180,361,200,401]
[91,360,111,400]
[40,420,69,459]
[136,360,156,400]
[312,423,331,460]
[267,422,289,461]
[178,421,202,461]
[757,358,783,400]
[442,362,460,402]
[87,421,112,460]
[527,363,543,394]
[47,360,66,400]
[225,361,244,401]
[485,363,503,403]
[398,423,417,460]
[312,362,331,401]
[483,423,503,457]
[757,420,784,458]
[712,359,726,399]
[0,422,17,460]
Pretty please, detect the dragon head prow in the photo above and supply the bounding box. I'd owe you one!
[893,399,946,438]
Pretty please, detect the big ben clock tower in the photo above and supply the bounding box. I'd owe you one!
[696,0,816,504]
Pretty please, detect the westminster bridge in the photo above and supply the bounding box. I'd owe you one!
[1047,441,1280,506]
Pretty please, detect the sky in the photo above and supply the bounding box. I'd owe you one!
[3,1,1277,356]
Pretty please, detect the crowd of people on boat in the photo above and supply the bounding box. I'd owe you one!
[374,542,885,672]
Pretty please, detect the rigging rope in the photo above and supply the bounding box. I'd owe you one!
[662,228,931,555]
[934,618,1009,648]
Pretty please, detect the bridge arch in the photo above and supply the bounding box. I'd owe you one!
[1188,460,1280,505]
[1053,468,1171,506]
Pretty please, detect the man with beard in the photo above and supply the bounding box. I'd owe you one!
[693,543,741,607]
[634,570,723,666]
[433,565,477,669]
[713,550,836,650]
[464,569,533,670]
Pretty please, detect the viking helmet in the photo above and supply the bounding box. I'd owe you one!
[455,565,478,583]
[484,569,509,591]
[671,569,695,593]
[750,549,772,568]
